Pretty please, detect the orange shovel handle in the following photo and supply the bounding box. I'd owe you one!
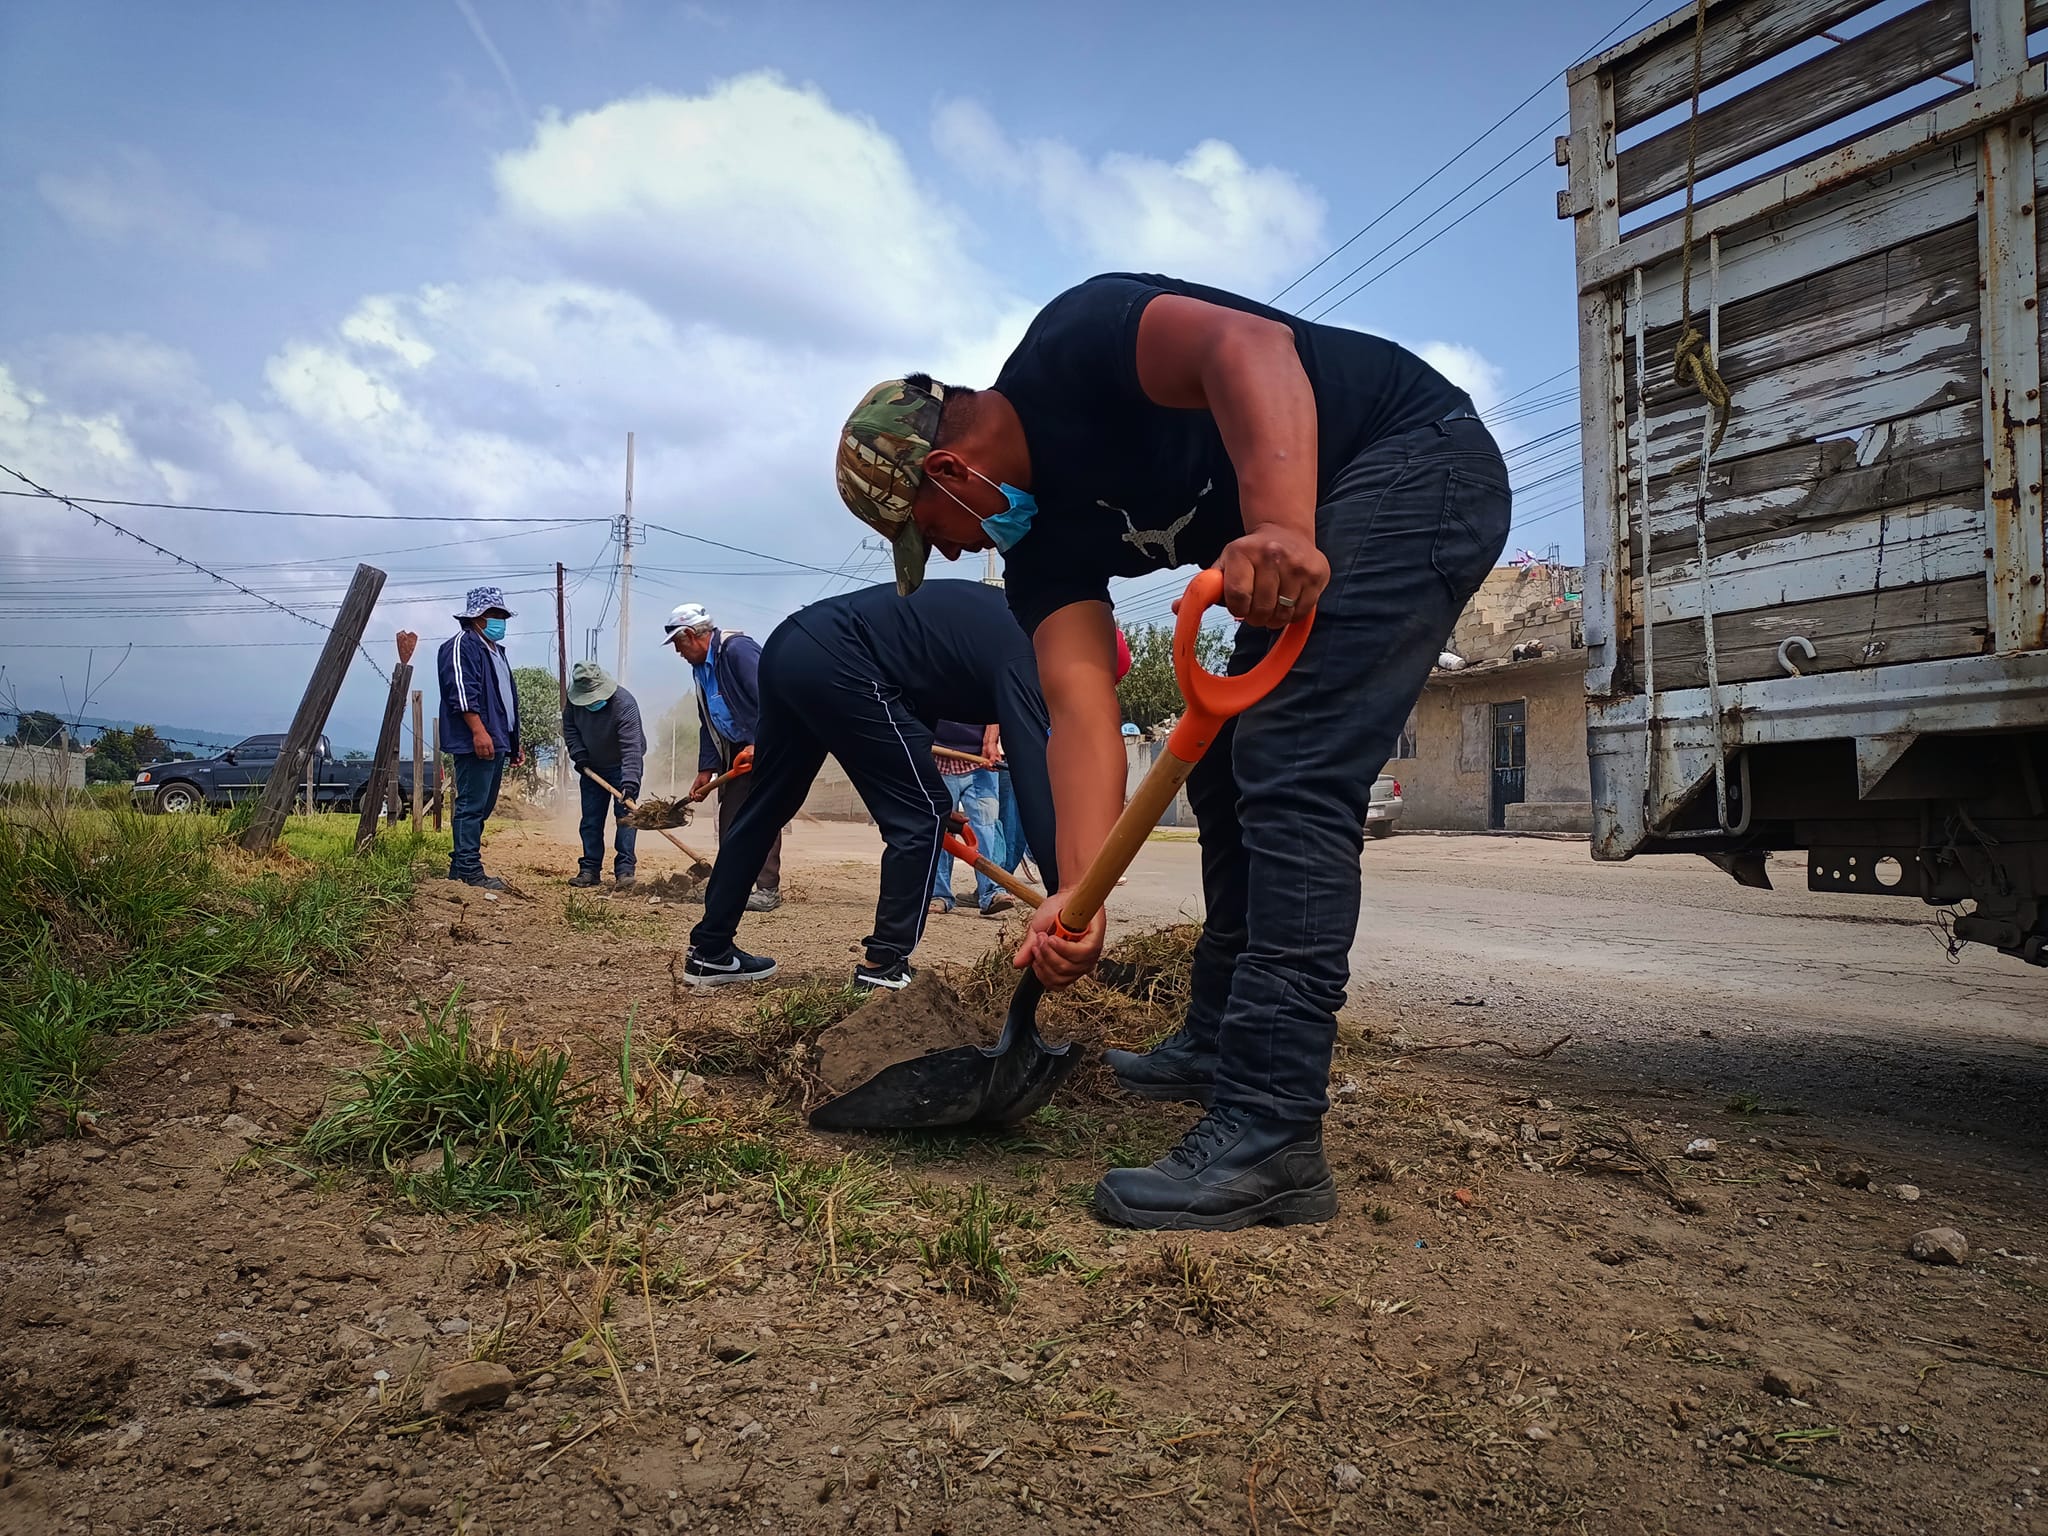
[1053,568,1313,939]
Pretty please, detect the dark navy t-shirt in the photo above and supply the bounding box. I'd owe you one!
[996,273,1466,633]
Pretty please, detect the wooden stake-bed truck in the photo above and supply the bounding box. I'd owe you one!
[1560,0,2048,965]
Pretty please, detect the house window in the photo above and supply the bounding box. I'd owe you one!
[1395,709,1418,761]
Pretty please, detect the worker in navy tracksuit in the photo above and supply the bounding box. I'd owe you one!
[682,579,1059,992]
[436,585,523,889]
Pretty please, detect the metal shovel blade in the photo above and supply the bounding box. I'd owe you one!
[807,972,1078,1132]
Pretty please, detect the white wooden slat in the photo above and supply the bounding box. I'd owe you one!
[1641,401,1980,523]
[1582,66,2048,294]
[1624,143,1979,335]
[1643,497,1987,624]
[1594,0,1884,130]
[1640,318,1978,478]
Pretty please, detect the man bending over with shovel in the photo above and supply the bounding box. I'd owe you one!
[665,604,781,914]
[681,578,1059,992]
[835,272,1510,1231]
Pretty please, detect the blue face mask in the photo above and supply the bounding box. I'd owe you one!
[585,698,608,712]
[940,466,1038,553]
[480,618,506,643]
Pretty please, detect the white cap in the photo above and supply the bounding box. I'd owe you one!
[663,602,713,639]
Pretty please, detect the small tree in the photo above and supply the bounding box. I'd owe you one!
[512,666,563,787]
[130,726,166,767]
[9,709,78,750]
[1116,622,1233,733]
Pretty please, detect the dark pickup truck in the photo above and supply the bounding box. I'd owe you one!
[134,734,440,815]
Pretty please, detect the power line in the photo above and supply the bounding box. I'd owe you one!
[640,521,876,580]
[0,462,392,684]
[0,488,608,524]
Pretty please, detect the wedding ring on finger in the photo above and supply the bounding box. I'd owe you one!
[1275,595,1298,609]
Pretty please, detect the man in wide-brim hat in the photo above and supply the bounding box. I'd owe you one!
[435,585,523,889]
[562,659,645,889]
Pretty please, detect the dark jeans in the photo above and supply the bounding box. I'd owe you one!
[1185,415,1510,1121]
[716,770,781,893]
[690,624,950,968]
[448,750,506,880]
[576,770,637,877]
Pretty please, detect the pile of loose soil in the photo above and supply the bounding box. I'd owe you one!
[623,795,695,830]
[815,972,999,1093]
[638,870,706,899]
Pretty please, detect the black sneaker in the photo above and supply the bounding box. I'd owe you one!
[458,874,507,891]
[569,871,601,888]
[744,888,783,913]
[683,945,778,988]
[1094,1106,1338,1232]
[1103,1029,1218,1107]
[853,958,914,990]
[614,874,637,890]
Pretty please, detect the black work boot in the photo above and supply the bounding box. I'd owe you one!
[1094,1105,1337,1232]
[1103,1030,1217,1107]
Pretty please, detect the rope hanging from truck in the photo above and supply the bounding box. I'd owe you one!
[1673,0,1732,455]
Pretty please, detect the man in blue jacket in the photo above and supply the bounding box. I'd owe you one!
[666,603,780,914]
[436,586,523,889]
[562,659,645,889]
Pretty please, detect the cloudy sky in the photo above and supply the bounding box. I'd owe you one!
[0,0,1638,754]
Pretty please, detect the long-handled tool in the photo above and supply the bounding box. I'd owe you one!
[810,569,1312,1132]
[689,750,754,803]
[942,819,1043,909]
[582,767,714,881]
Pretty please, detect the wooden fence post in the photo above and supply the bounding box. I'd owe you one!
[411,691,424,834]
[241,564,386,854]
[354,631,418,853]
[431,720,443,831]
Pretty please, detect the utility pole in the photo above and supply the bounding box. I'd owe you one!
[983,548,1000,586]
[616,431,635,688]
[555,559,569,792]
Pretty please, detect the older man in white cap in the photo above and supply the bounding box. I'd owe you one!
[562,659,645,889]
[665,602,780,913]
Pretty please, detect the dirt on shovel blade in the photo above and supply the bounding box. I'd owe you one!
[816,972,1000,1095]
[624,796,694,830]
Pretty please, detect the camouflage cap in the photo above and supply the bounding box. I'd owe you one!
[836,378,945,595]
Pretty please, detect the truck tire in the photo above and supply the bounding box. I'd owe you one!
[1368,821,1395,839]
[155,781,205,814]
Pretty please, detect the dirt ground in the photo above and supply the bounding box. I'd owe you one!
[3,812,2045,1535]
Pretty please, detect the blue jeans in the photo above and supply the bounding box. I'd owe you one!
[448,751,506,881]
[577,771,638,877]
[993,765,1031,873]
[1188,415,1510,1121]
[932,767,1002,910]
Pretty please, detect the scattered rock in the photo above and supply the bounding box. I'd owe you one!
[420,1361,514,1416]
[218,1113,275,1144]
[369,1308,432,1342]
[708,1335,757,1364]
[1444,1119,1502,1151]
[1760,1365,1816,1400]
[1893,1184,1921,1203]
[1451,1188,1476,1208]
[438,1318,471,1336]
[1525,1424,1554,1442]
[1329,1462,1366,1493]
[1833,1167,1871,1189]
[363,1223,403,1251]
[191,1365,262,1407]
[683,1426,703,1446]
[1908,1227,1968,1266]
[279,1029,312,1046]
[208,1331,261,1361]
[130,1176,161,1193]
[80,1145,107,1163]
[343,1481,394,1521]
[1536,1122,1563,1142]
[995,1361,1032,1385]
[0,1438,11,1487]
[395,1488,436,1516]
[63,1215,93,1242]
[1682,1138,1718,1161]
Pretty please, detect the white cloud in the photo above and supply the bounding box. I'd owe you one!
[933,100,1327,296]
[493,75,1002,349]
[1416,341,1504,421]
[37,150,270,268]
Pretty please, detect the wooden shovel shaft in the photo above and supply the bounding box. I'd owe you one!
[932,744,993,767]
[581,767,713,866]
[942,832,1043,908]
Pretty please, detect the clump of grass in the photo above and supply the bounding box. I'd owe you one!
[918,1181,1030,1307]
[665,979,863,1089]
[563,891,624,932]
[1092,923,1202,1016]
[302,993,707,1234]
[0,806,443,1140]
[1135,1241,1268,1333]
[1369,1203,1395,1225]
